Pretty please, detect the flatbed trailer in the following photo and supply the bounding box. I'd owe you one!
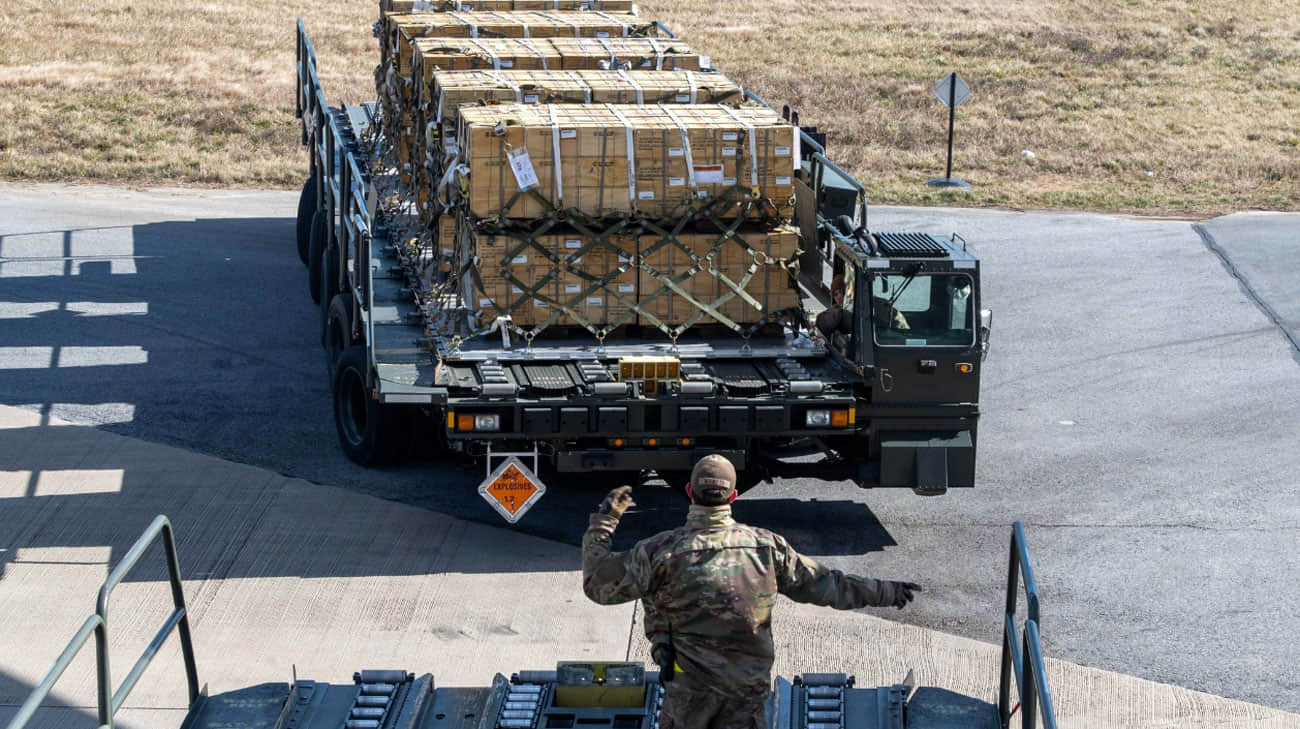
[4,516,1057,729]
[293,11,992,512]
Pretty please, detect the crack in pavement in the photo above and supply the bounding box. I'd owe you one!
[1194,223,1300,361]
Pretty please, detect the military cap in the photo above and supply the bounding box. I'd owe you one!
[690,454,737,505]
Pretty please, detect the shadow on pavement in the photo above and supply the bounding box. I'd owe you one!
[0,216,898,589]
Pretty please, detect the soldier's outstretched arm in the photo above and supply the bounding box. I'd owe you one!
[582,487,650,605]
[773,534,921,609]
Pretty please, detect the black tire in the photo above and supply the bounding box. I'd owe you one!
[332,345,401,466]
[308,209,326,304]
[296,175,316,265]
[325,292,355,374]
[401,406,449,461]
[659,470,691,499]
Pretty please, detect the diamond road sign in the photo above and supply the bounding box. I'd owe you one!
[478,456,546,523]
[934,73,971,108]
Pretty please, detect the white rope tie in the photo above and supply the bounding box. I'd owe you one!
[469,39,501,69]
[549,105,564,204]
[520,38,548,70]
[660,104,695,189]
[485,69,522,101]
[605,103,637,210]
[618,69,643,104]
[720,106,759,188]
[567,70,593,102]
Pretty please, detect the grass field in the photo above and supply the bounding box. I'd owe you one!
[1,0,1296,214]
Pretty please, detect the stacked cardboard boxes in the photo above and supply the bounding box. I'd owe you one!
[387,12,659,77]
[409,44,711,198]
[374,0,804,334]
[453,103,796,221]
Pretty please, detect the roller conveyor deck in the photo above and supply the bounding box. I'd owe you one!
[176,667,998,729]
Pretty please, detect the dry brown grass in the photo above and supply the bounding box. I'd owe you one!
[1,0,1297,214]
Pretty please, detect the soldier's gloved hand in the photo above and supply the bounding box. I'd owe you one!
[887,581,922,609]
[598,485,636,518]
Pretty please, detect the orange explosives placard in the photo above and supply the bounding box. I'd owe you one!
[477,456,547,523]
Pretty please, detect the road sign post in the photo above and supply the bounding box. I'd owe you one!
[926,72,972,189]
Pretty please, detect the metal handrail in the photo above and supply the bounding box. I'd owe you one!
[5,515,199,729]
[998,522,1057,729]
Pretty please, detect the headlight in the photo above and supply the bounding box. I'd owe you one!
[805,409,831,427]
[474,414,501,431]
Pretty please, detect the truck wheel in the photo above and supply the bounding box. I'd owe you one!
[325,292,355,374]
[659,470,691,499]
[308,210,327,304]
[402,406,448,460]
[296,175,316,265]
[332,344,400,466]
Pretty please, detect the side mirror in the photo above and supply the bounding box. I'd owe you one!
[979,309,992,361]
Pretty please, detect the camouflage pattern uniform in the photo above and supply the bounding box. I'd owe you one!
[583,503,904,729]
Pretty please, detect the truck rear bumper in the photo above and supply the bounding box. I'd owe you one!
[878,430,975,495]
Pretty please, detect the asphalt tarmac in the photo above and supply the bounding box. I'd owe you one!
[1,183,1297,711]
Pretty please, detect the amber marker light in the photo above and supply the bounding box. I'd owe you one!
[956,362,974,374]
[446,411,456,430]
[456,414,475,431]
[831,409,850,427]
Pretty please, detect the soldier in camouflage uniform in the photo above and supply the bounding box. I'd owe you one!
[582,454,920,729]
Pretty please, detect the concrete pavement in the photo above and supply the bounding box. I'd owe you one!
[2,403,1297,729]
[3,185,1298,708]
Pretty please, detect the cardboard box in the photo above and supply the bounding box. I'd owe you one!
[389,11,658,76]
[385,0,634,12]
[455,104,797,222]
[414,68,736,205]
[637,226,800,326]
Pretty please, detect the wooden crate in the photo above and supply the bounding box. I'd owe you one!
[463,227,636,328]
[388,11,658,76]
[416,69,739,198]
[410,36,704,110]
[638,226,800,326]
[454,104,797,222]
[398,35,700,168]
[385,0,634,12]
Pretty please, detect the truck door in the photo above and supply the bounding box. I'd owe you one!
[868,269,981,404]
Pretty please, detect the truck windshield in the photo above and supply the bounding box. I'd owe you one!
[871,272,975,347]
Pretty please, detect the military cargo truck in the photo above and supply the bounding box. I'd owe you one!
[293,1,992,516]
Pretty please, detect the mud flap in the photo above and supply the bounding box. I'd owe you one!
[879,430,974,495]
[914,447,949,496]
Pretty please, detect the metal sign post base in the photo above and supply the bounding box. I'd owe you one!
[925,177,972,189]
